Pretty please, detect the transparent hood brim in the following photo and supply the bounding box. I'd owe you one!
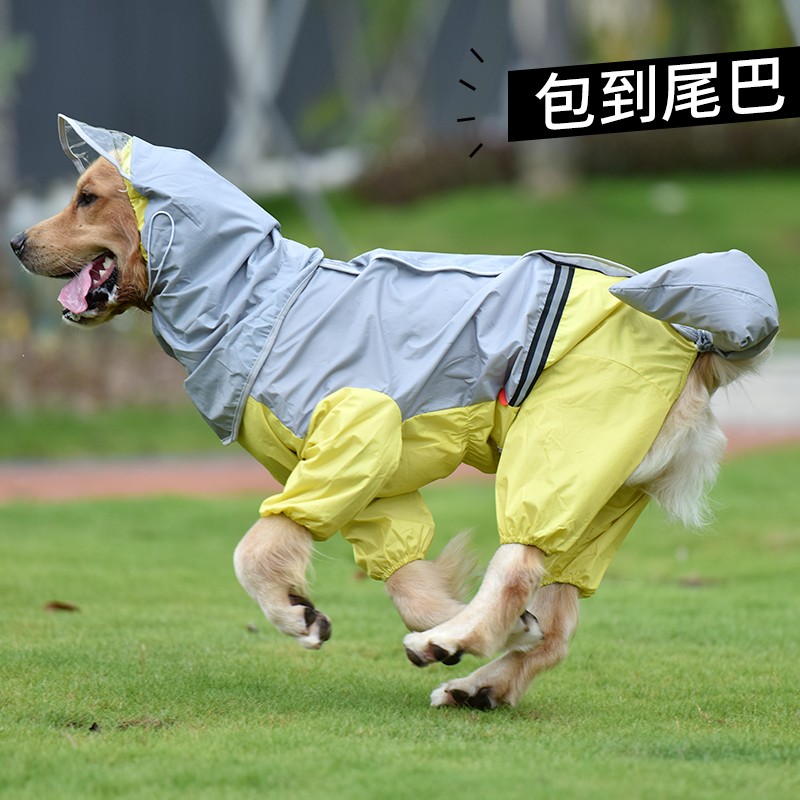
[58,114,133,179]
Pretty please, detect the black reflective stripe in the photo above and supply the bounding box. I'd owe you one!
[508,262,574,406]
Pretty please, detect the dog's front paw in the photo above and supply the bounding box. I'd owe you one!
[403,631,465,667]
[289,595,332,649]
[403,610,541,667]
[403,631,464,667]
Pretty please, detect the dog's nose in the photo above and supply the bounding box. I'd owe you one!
[9,231,27,258]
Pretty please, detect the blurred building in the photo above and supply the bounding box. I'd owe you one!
[4,0,514,193]
[4,1,799,197]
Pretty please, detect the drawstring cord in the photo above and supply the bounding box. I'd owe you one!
[694,329,715,353]
[144,210,175,303]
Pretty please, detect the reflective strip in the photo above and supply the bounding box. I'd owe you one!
[508,261,574,406]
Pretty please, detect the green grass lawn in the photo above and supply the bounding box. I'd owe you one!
[1,447,798,799]
[0,405,220,460]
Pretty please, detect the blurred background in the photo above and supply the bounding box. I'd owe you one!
[1,0,798,458]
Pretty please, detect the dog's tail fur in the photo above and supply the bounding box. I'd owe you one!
[385,531,479,631]
[626,349,770,528]
[434,531,480,602]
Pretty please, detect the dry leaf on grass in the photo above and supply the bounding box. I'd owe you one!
[43,600,80,612]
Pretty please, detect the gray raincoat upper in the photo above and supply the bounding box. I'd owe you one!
[57,115,779,445]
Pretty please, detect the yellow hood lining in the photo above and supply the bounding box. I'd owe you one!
[118,140,149,263]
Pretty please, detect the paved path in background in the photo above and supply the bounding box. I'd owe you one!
[1,345,798,503]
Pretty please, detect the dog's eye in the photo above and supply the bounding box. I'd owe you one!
[77,192,97,208]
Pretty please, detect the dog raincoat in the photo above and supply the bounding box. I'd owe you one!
[57,115,779,592]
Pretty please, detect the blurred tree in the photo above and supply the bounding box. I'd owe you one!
[209,0,348,255]
[665,0,791,52]
[578,0,667,61]
[0,0,31,342]
[302,0,450,151]
[781,0,800,41]
[572,0,791,65]
[0,0,30,273]
[512,0,795,190]
[510,0,580,196]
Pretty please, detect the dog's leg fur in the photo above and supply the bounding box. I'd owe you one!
[402,543,545,666]
[430,583,580,709]
[233,515,331,649]
[385,533,476,631]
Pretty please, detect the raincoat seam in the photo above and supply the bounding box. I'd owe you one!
[562,353,684,402]
[319,258,360,276]
[621,281,773,305]
[229,263,322,444]
[359,251,504,278]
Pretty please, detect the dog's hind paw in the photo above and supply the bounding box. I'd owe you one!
[429,648,533,709]
[289,594,332,649]
[430,683,501,711]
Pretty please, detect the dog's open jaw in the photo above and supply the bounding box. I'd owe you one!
[57,252,119,324]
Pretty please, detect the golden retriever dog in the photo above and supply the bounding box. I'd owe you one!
[10,159,149,325]
[12,152,772,710]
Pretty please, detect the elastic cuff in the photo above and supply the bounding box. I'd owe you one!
[365,553,428,583]
[498,532,560,556]
[540,574,595,598]
[258,509,331,542]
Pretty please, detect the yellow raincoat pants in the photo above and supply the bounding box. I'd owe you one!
[237,269,698,597]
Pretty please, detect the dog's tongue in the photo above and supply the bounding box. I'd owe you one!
[58,263,95,314]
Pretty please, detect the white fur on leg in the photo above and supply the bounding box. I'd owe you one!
[431,583,579,709]
[233,515,331,649]
[403,543,544,665]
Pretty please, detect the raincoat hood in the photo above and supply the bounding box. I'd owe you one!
[58,114,323,443]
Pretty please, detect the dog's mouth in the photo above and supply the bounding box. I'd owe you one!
[57,253,119,324]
